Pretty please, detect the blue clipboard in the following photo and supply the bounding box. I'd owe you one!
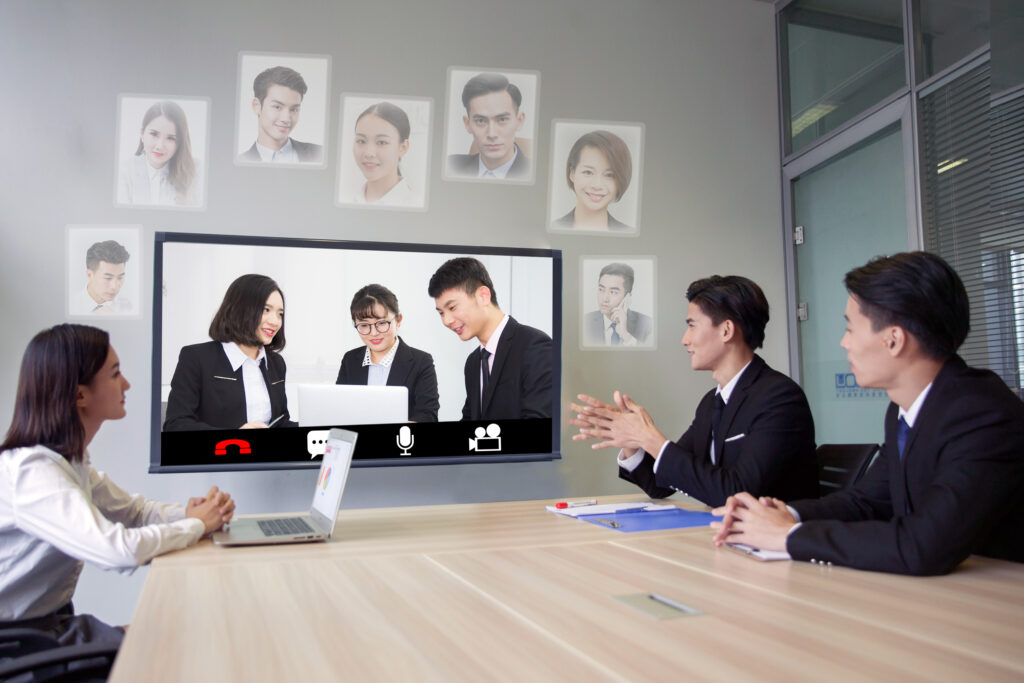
[578,508,719,533]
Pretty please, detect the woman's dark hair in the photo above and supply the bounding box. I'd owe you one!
[356,102,411,176]
[566,130,632,202]
[134,100,196,203]
[686,275,770,350]
[350,284,400,322]
[209,274,286,351]
[1,324,110,463]
[845,251,969,360]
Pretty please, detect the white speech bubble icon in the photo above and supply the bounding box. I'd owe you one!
[307,430,330,458]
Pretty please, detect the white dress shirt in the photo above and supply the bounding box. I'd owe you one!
[603,313,638,347]
[0,445,204,621]
[256,138,299,163]
[478,148,519,179]
[221,342,273,425]
[71,288,134,316]
[349,177,416,207]
[362,337,400,386]
[619,360,753,472]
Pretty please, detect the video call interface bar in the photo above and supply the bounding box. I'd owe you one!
[158,419,554,469]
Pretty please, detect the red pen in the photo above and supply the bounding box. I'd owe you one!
[554,499,597,509]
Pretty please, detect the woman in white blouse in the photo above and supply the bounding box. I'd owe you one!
[0,324,234,644]
[117,100,202,207]
[345,101,415,206]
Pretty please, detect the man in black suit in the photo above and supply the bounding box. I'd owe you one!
[712,252,1024,575]
[583,262,653,347]
[240,66,323,164]
[447,73,530,180]
[571,275,818,507]
[429,257,552,420]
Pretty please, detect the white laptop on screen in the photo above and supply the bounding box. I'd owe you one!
[213,428,357,546]
[297,384,408,427]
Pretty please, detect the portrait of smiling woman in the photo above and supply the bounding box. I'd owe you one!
[116,98,206,208]
[548,122,644,235]
[164,274,296,431]
[337,95,432,210]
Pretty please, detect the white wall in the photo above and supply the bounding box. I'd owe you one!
[0,0,783,625]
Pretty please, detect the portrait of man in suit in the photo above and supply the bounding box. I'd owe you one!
[445,71,535,181]
[711,252,1024,575]
[583,262,653,348]
[239,65,323,164]
[429,257,552,421]
[67,226,141,318]
[571,275,818,508]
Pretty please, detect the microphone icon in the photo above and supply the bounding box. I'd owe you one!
[396,425,415,456]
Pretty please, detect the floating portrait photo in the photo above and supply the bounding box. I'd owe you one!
[579,256,656,350]
[549,121,645,236]
[336,94,432,211]
[443,67,539,184]
[66,225,143,319]
[234,52,331,168]
[114,95,209,210]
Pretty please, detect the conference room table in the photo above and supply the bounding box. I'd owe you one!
[109,494,1024,682]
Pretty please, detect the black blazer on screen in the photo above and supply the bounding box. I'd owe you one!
[335,338,439,423]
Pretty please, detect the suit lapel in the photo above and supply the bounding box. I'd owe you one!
[714,356,764,458]
[481,319,515,414]
[386,341,412,387]
[693,391,713,460]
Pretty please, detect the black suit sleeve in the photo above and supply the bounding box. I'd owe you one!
[518,333,552,419]
[618,424,696,499]
[163,346,220,431]
[408,351,440,423]
[789,397,1024,575]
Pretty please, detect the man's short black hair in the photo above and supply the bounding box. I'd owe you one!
[686,275,769,350]
[428,257,498,307]
[86,240,130,270]
[845,251,969,360]
[253,66,308,104]
[599,263,635,294]
[461,73,522,113]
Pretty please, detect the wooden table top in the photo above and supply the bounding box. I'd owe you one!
[109,495,1024,682]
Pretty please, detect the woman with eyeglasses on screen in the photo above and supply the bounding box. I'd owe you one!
[335,284,439,422]
[0,324,233,645]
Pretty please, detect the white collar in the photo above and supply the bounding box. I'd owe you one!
[478,146,518,178]
[221,341,267,371]
[362,337,400,367]
[716,359,753,404]
[256,138,294,161]
[481,314,510,356]
[898,382,934,428]
[146,161,169,179]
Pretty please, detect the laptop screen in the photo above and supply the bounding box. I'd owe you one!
[310,433,355,521]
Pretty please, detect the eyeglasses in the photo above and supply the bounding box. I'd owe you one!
[355,318,396,335]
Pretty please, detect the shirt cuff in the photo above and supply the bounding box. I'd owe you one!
[786,505,801,522]
[617,449,645,472]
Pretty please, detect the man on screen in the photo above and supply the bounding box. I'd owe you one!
[72,240,133,315]
[447,73,530,180]
[584,262,652,347]
[429,257,551,420]
[711,252,1024,575]
[240,66,322,164]
[571,275,818,507]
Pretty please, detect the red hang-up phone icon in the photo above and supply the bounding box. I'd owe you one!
[214,439,252,456]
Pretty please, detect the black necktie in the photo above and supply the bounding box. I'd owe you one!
[897,416,910,461]
[710,393,725,458]
[480,348,492,397]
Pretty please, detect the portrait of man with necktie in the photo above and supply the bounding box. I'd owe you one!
[581,260,654,349]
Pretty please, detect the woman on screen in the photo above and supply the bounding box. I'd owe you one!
[553,130,632,231]
[336,284,439,422]
[117,100,201,207]
[345,102,415,206]
[0,324,234,645]
[164,274,295,431]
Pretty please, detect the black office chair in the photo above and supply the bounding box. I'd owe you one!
[816,443,880,498]
[0,628,118,682]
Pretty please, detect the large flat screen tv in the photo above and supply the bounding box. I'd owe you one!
[151,232,561,472]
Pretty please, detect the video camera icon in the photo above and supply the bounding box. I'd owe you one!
[469,423,502,452]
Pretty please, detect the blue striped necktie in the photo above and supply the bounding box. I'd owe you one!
[897,416,910,461]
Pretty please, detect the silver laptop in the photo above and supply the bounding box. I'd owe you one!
[213,428,357,546]
[297,384,408,427]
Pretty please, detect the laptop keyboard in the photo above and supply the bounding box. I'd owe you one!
[258,517,315,536]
